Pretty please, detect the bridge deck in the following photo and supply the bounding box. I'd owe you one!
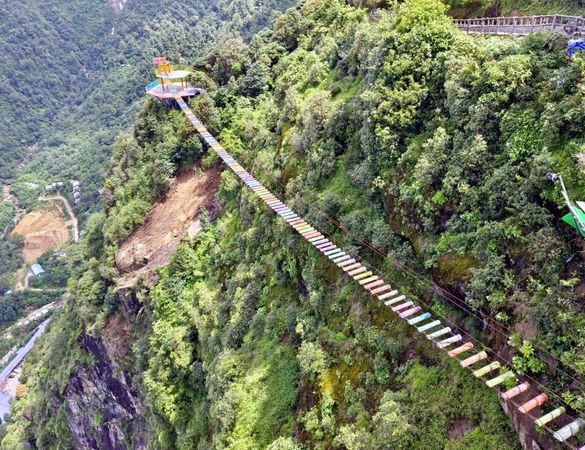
[454,14,585,37]
[171,93,584,449]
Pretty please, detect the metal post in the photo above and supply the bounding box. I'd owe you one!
[559,175,585,237]
[552,14,558,32]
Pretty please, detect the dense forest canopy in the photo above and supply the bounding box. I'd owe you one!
[0,0,113,180]
[2,0,585,449]
[0,0,297,220]
[0,0,298,303]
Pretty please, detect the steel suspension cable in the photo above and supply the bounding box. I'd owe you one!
[240,163,585,390]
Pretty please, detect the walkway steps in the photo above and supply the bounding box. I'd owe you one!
[535,407,565,427]
[472,362,500,378]
[518,394,548,414]
[448,343,474,357]
[460,351,488,368]
[486,371,515,388]
[437,334,461,349]
[173,94,582,450]
[553,419,585,442]
[378,291,399,301]
[501,382,530,401]
[427,327,451,340]
[399,306,421,318]
[417,320,441,333]
[408,312,431,325]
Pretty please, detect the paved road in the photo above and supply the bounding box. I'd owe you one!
[0,318,51,391]
[2,300,61,339]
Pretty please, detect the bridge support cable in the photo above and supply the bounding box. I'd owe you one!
[264,181,585,403]
[229,159,585,409]
[173,94,583,449]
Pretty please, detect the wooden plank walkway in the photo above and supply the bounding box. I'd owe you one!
[173,94,585,450]
[454,14,585,37]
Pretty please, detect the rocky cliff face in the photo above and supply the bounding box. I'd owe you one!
[62,289,146,449]
[500,397,550,450]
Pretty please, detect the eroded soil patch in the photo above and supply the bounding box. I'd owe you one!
[116,165,220,277]
[12,206,69,264]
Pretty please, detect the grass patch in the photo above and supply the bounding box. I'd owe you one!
[226,340,299,449]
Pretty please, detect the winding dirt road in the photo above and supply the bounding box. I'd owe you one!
[40,195,79,243]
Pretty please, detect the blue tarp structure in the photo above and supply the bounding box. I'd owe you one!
[30,264,45,276]
[567,39,585,57]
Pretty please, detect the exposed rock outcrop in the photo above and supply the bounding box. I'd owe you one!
[62,290,147,449]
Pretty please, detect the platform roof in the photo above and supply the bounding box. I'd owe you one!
[30,264,45,276]
[164,69,192,79]
[146,81,204,99]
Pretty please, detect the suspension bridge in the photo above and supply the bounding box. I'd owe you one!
[145,58,585,448]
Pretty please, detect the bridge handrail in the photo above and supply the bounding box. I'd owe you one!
[453,14,585,23]
[453,14,585,37]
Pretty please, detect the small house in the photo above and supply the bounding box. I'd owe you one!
[29,264,45,277]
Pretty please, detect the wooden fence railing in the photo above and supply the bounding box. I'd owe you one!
[453,15,585,37]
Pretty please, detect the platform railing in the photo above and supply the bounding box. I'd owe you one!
[453,15,585,37]
[145,79,160,92]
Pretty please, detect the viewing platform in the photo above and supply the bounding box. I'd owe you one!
[145,79,205,100]
[145,61,206,100]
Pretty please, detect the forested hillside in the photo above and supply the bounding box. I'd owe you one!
[0,0,296,319]
[0,0,296,224]
[0,0,113,181]
[3,0,585,449]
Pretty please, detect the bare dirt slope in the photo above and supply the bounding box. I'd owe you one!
[40,195,79,242]
[116,165,220,276]
[12,206,69,264]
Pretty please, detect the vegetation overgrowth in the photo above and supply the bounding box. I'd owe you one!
[3,0,585,448]
[0,0,297,280]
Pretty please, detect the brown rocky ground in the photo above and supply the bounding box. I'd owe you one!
[12,206,69,264]
[115,165,220,279]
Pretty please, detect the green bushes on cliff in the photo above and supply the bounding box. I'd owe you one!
[144,0,583,444]
[204,0,585,385]
[4,0,585,448]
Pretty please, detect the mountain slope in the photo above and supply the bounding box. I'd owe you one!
[3,0,585,449]
[0,0,297,328]
[0,0,113,180]
[1,0,297,217]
